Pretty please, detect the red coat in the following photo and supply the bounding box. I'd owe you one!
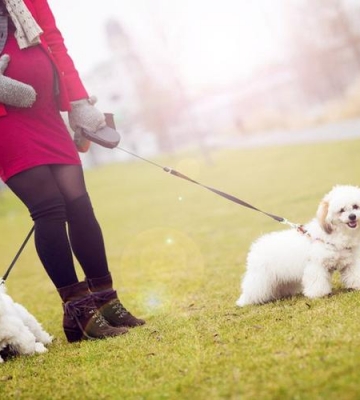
[0,0,88,117]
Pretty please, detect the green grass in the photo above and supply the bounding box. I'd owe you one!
[1,139,360,399]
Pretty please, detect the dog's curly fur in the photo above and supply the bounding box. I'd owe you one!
[0,283,52,362]
[236,185,360,307]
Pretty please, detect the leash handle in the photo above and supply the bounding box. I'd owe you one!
[1,225,34,283]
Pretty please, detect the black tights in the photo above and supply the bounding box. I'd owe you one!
[6,164,109,288]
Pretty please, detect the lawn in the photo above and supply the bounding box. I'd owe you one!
[1,138,360,399]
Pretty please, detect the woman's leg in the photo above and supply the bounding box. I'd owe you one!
[7,163,111,283]
[49,164,110,280]
[6,165,78,288]
[7,164,128,341]
[49,164,145,327]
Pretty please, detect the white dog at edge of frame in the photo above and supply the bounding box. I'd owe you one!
[236,185,360,307]
[0,283,52,362]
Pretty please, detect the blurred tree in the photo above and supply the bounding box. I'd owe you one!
[105,19,185,152]
[284,0,360,102]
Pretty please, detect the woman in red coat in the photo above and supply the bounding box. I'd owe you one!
[0,0,145,342]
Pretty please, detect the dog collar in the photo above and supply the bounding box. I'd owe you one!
[296,225,352,250]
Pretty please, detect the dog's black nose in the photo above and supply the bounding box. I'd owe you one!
[349,213,357,221]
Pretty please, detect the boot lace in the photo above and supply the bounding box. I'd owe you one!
[64,299,109,328]
[108,299,129,318]
[93,290,130,318]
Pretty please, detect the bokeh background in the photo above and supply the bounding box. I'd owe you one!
[48,0,360,165]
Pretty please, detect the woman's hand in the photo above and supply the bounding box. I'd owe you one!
[0,54,37,107]
[68,96,106,134]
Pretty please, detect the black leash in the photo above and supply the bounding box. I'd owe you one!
[116,146,299,228]
[1,146,301,283]
[81,115,294,224]
[1,225,34,285]
[87,115,294,224]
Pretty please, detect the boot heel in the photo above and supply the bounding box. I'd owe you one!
[64,327,83,343]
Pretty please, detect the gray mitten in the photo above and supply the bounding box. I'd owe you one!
[68,96,106,133]
[0,54,37,107]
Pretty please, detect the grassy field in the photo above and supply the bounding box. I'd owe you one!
[1,139,360,399]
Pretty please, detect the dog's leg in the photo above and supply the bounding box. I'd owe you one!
[236,271,278,306]
[13,303,53,345]
[3,315,41,357]
[34,342,48,354]
[236,294,250,307]
[302,263,332,298]
[340,261,360,290]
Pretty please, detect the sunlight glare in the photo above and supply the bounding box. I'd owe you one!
[160,0,287,88]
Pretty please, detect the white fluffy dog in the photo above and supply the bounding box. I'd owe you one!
[236,185,360,307]
[0,282,52,362]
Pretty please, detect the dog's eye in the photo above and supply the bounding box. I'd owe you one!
[339,208,345,213]
[353,205,359,210]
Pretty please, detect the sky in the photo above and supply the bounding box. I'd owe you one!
[48,0,288,90]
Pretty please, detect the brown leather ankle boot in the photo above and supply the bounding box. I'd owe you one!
[91,289,146,328]
[87,274,146,328]
[58,281,128,342]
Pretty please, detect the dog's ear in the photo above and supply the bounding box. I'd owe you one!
[316,200,333,234]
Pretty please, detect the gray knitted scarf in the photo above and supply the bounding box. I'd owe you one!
[2,0,43,49]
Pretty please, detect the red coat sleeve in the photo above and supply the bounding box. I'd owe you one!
[26,0,89,104]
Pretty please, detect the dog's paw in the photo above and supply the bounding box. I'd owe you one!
[34,342,48,354]
[236,296,248,307]
[303,288,332,299]
[38,333,53,345]
[303,277,332,299]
